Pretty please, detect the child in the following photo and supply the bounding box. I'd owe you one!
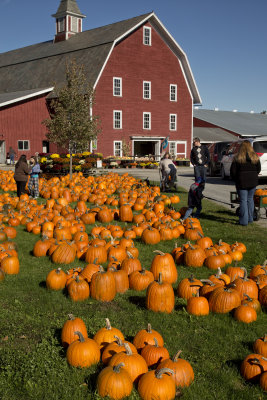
[183,177,205,220]
[28,156,40,199]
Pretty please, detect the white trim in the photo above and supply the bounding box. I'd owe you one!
[143,112,151,130]
[114,140,122,157]
[113,110,122,129]
[169,140,187,157]
[132,138,161,159]
[113,77,122,97]
[169,114,177,131]
[143,81,151,99]
[143,26,152,46]
[0,87,54,108]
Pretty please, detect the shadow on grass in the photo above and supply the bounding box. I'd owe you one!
[200,211,237,224]
[225,358,242,371]
[39,280,46,288]
[128,295,146,309]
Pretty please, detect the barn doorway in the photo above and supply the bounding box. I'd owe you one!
[0,141,6,164]
[133,139,161,160]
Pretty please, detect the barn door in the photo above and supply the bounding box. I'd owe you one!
[0,141,6,164]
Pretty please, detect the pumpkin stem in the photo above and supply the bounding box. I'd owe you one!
[114,335,123,346]
[215,267,222,278]
[126,251,134,259]
[123,342,133,355]
[240,267,248,280]
[105,318,111,330]
[56,268,62,274]
[74,331,85,343]
[173,350,182,362]
[158,273,163,285]
[244,294,252,301]
[154,337,159,347]
[113,362,125,373]
[68,314,75,320]
[147,323,152,333]
[200,279,215,286]
[155,368,174,379]
[153,250,165,256]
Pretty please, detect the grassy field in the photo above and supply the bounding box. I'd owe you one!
[0,187,266,400]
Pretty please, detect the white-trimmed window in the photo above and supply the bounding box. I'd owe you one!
[143,26,151,46]
[71,17,78,32]
[113,77,122,96]
[170,84,177,102]
[143,81,151,99]
[169,141,176,157]
[143,112,151,130]
[114,141,122,157]
[113,110,122,129]
[18,140,29,151]
[169,114,177,131]
[57,17,65,33]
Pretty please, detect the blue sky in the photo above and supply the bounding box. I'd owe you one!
[1,0,266,113]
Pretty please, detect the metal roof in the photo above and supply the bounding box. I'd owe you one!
[0,88,53,108]
[193,127,239,143]
[0,12,201,103]
[194,109,267,137]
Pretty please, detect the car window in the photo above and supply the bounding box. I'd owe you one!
[253,141,267,153]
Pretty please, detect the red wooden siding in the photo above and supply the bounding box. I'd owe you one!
[93,22,193,158]
[0,96,51,160]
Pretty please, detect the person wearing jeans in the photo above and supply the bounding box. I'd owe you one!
[183,177,205,220]
[230,140,261,226]
[190,137,210,181]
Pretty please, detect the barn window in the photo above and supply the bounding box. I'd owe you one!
[114,141,122,157]
[113,110,122,129]
[18,140,29,151]
[57,17,65,33]
[170,84,177,101]
[143,112,151,130]
[169,114,177,131]
[143,81,151,99]
[169,141,177,156]
[143,26,151,45]
[113,78,122,96]
[71,16,78,32]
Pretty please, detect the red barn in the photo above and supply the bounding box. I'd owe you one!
[0,0,201,162]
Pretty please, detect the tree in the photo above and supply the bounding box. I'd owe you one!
[43,59,101,178]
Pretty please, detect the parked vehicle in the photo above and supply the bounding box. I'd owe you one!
[207,141,231,176]
[220,136,267,179]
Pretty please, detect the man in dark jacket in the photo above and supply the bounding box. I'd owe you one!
[190,137,210,181]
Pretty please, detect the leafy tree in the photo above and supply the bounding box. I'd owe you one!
[43,59,101,177]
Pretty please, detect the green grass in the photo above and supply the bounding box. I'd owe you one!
[0,188,266,400]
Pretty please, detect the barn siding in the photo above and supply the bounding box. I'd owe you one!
[0,96,50,160]
[93,22,193,158]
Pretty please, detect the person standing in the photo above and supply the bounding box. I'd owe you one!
[9,147,16,164]
[230,140,261,226]
[14,155,29,198]
[28,156,41,199]
[190,137,210,181]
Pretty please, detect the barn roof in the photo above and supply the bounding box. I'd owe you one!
[0,12,201,103]
[0,88,53,108]
[194,109,267,137]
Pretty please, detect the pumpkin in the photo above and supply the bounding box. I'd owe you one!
[90,266,116,302]
[157,350,194,388]
[120,252,142,275]
[93,318,124,351]
[208,284,241,313]
[240,353,267,382]
[186,291,210,316]
[133,323,164,353]
[67,275,90,301]
[233,268,258,300]
[233,304,257,323]
[141,227,161,245]
[253,334,267,357]
[97,363,133,400]
[110,267,129,293]
[138,368,176,400]
[102,336,137,365]
[241,294,261,314]
[204,253,226,270]
[0,268,5,282]
[66,331,100,368]
[177,275,203,299]
[150,250,178,284]
[0,255,20,275]
[109,343,148,384]
[184,244,206,268]
[129,269,154,291]
[146,273,175,314]
[51,241,76,264]
[61,314,88,348]
[85,245,107,264]
[141,338,169,368]
[259,285,267,307]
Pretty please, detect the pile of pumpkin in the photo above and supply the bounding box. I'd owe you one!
[0,226,20,280]
[61,316,194,400]
[240,334,267,392]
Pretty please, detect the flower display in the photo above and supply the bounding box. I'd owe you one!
[50,153,60,159]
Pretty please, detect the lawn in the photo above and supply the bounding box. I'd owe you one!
[0,186,266,400]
